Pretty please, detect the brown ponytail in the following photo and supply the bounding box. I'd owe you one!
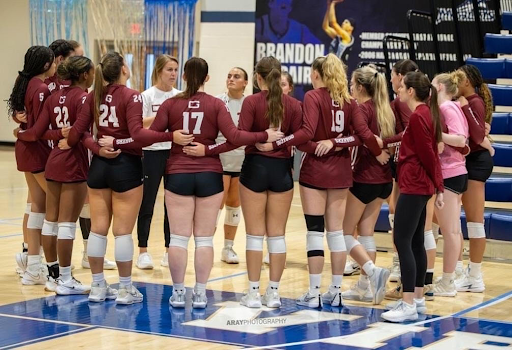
[94,52,124,128]
[255,56,284,127]
[176,57,208,99]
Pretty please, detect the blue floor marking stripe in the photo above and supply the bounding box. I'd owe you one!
[207,271,247,283]
[1,326,96,350]
[0,233,22,239]
[453,290,512,317]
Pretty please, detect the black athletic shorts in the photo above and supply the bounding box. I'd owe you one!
[223,171,241,178]
[87,153,143,193]
[350,181,393,204]
[390,159,398,181]
[240,154,293,193]
[165,172,223,197]
[443,174,468,195]
[466,150,493,183]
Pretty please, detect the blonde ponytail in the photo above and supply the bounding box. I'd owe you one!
[312,54,351,107]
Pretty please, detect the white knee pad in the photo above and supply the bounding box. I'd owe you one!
[169,234,190,250]
[114,234,134,262]
[25,203,32,215]
[388,214,395,230]
[80,203,90,219]
[467,222,485,239]
[225,206,241,226]
[306,231,324,252]
[27,212,45,229]
[58,222,77,240]
[195,236,214,249]
[42,220,58,236]
[267,236,286,254]
[358,236,376,252]
[344,234,361,253]
[432,223,440,240]
[246,234,264,251]
[87,232,107,258]
[424,230,437,251]
[327,230,346,252]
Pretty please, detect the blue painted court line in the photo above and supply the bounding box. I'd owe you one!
[453,290,512,317]
[0,233,22,239]
[1,326,95,350]
[207,271,247,283]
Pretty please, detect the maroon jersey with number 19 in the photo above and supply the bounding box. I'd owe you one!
[15,77,52,172]
[150,92,268,174]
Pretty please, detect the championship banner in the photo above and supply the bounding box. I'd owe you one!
[254,0,482,100]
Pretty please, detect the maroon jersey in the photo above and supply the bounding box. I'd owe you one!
[68,84,172,156]
[18,86,89,182]
[297,88,362,189]
[397,104,443,195]
[149,92,267,174]
[461,94,486,153]
[383,97,412,148]
[353,100,392,184]
[45,74,70,94]
[15,77,52,172]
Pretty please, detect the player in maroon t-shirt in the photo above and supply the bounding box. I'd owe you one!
[341,66,395,305]
[15,56,95,295]
[61,52,177,305]
[381,72,444,323]
[7,46,56,287]
[45,40,75,93]
[454,65,495,293]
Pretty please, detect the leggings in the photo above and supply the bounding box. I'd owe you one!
[394,193,431,293]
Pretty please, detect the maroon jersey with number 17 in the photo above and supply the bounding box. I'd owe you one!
[150,92,268,174]
[18,86,89,182]
[15,77,52,172]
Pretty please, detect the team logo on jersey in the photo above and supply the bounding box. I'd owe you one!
[332,99,340,108]
[106,94,113,103]
[152,104,161,113]
[48,82,56,92]
[188,101,200,109]
[59,96,66,104]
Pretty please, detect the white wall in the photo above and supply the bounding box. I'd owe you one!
[198,0,256,96]
[0,0,31,143]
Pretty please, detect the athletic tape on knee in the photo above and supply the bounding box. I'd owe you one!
[58,222,77,240]
[25,203,32,215]
[388,214,395,230]
[344,234,361,253]
[224,206,241,226]
[80,203,90,219]
[432,223,440,240]
[114,234,134,262]
[306,231,324,257]
[195,236,214,248]
[267,236,286,254]
[169,234,190,250]
[87,232,107,258]
[358,236,376,252]
[424,230,437,251]
[42,220,58,236]
[27,212,45,229]
[467,222,486,239]
[327,230,346,252]
[246,234,264,251]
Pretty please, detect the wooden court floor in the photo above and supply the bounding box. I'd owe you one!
[0,147,511,349]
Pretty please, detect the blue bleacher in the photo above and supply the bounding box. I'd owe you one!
[488,84,512,107]
[485,177,512,202]
[506,59,512,79]
[466,58,506,80]
[492,143,512,167]
[489,213,512,240]
[503,12,512,31]
[490,113,510,135]
[485,34,512,54]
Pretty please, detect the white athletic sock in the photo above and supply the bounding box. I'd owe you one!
[92,272,105,286]
[269,281,280,291]
[362,261,376,276]
[119,276,132,288]
[60,266,72,283]
[469,261,482,277]
[224,239,234,248]
[331,275,342,289]
[249,280,260,291]
[309,274,321,293]
[359,275,370,289]
[456,260,464,272]
[195,282,206,294]
[173,283,185,293]
[442,272,453,284]
[27,255,41,273]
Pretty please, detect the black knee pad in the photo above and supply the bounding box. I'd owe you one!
[304,214,325,232]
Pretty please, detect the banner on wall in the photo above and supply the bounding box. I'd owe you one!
[254,0,432,100]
